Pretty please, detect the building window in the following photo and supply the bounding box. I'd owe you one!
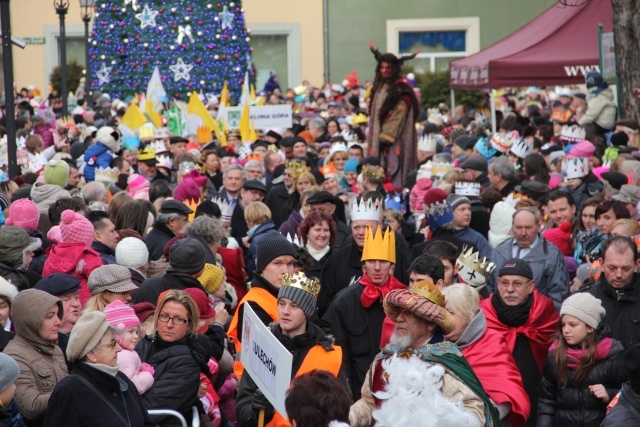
[387,18,480,73]
[251,35,288,93]
[58,36,87,68]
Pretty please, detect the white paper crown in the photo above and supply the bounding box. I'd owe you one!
[350,198,382,222]
[156,154,172,170]
[560,125,586,143]
[509,138,532,159]
[455,182,481,196]
[286,233,303,248]
[339,130,358,145]
[148,140,167,155]
[211,197,233,222]
[456,246,496,288]
[16,136,26,150]
[416,161,433,180]
[426,108,446,127]
[561,157,588,179]
[329,142,348,158]
[95,166,119,184]
[418,134,437,153]
[490,132,516,153]
[154,128,170,139]
[431,162,455,178]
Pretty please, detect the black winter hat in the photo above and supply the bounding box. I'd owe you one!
[168,238,206,275]
[256,232,296,274]
[35,273,81,296]
[498,258,533,280]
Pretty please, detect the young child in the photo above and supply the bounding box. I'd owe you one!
[0,352,25,427]
[104,300,154,394]
[537,293,627,427]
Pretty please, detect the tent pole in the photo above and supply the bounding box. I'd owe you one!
[490,89,497,133]
[450,88,455,115]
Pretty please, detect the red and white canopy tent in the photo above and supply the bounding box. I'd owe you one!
[449,1,613,130]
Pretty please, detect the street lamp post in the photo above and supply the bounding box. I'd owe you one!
[54,0,69,117]
[80,0,94,107]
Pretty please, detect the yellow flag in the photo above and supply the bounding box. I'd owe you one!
[121,101,148,132]
[239,101,250,142]
[187,91,217,130]
[144,96,163,128]
[248,120,258,141]
[220,81,230,107]
[250,84,256,102]
[220,117,228,147]
[256,95,265,106]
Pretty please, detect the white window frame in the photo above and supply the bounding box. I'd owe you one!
[386,17,480,73]
[247,23,301,90]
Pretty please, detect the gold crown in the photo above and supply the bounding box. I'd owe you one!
[281,272,321,298]
[285,159,308,180]
[362,164,385,181]
[184,198,200,222]
[197,126,213,144]
[137,147,156,161]
[362,226,396,264]
[227,129,241,138]
[409,279,446,308]
[456,246,496,279]
[352,112,368,125]
[95,167,120,184]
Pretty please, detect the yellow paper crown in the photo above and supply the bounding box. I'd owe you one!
[361,226,396,264]
[137,147,156,161]
[138,123,156,140]
[409,279,446,308]
[281,272,321,298]
[285,159,308,180]
[352,112,368,125]
[184,198,200,222]
[197,126,212,144]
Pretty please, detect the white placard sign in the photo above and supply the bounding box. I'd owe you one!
[240,304,293,417]
[223,104,293,129]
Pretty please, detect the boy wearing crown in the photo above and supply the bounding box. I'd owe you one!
[235,272,346,427]
[324,226,406,401]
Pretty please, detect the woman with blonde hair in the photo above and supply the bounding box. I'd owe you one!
[136,289,213,425]
[245,201,276,278]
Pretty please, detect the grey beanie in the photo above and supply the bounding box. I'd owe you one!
[447,194,471,211]
[168,237,207,274]
[0,352,19,392]
[66,311,110,362]
[560,293,605,329]
[256,232,296,274]
[277,273,318,319]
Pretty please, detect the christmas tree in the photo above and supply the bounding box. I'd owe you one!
[89,0,254,101]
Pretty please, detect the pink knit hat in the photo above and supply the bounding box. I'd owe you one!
[128,174,150,201]
[5,199,40,231]
[60,210,95,247]
[174,178,201,202]
[104,300,141,334]
[567,141,596,159]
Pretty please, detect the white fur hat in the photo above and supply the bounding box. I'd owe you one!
[0,277,18,304]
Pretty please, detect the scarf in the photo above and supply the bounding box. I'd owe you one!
[85,362,120,376]
[359,274,405,308]
[305,243,330,261]
[550,337,614,369]
[491,292,533,327]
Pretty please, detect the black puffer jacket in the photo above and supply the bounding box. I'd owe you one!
[537,334,627,427]
[601,383,640,427]
[136,333,212,427]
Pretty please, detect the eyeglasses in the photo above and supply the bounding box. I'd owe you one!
[158,313,189,325]
[498,279,532,289]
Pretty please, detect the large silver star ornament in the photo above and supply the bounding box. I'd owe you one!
[96,62,113,86]
[135,4,159,29]
[169,58,194,82]
[219,6,234,30]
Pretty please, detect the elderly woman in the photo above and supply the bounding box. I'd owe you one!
[84,265,139,313]
[3,289,68,425]
[441,284,530,426]
[136,290,212,426]
[298,211,337,279]
[44,311,153,426]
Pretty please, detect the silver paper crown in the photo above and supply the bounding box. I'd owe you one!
[211,197,233,222]
[418,134,437,153]
[350,198,382,222]
[560,125,586,143]
[561,157,588,179]
[156,154,173,170]
[286,233,303,248]
[509,138,532,159]
[147,140,167,154]
[455,182,481,196]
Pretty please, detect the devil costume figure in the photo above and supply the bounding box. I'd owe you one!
[367,44,420,190]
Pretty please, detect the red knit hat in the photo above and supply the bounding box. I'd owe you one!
[60,210,95,247]
[422,188,449,207]
[543,222,573,256]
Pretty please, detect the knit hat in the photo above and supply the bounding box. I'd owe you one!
[0,352,19,392]
[498,258,533,280]
[174,179,201,202]
[488,201,515,248]
[447,194,471,211]
[60,209,95,247]
[66,311,110,362]
[5,198,40,231]
[168,237,207,274]
[344,157,359,174]
[560,293,605,329]
[44,160,70,187]
[184,288,215,319]
[131,302,156,323]
[197,263,225,293]
[96,126,121,153]
[585,71,604,89]
[422,187,448,207]
[278,272,319,319]
[542,222,573,256]
[115,237,149,270]
[88,264,138,295]
[256,232,296,274]
[567,141,596,159]
[104,300,141,332]
[0,277,18,304]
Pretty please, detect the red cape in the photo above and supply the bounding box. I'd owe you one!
[480,290,559,374]
[461,328,531,427]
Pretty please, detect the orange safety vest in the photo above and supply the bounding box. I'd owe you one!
[228,287,279,378]
[266,344,343,427]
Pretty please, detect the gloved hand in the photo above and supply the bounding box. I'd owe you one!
[251,389,274,418]
[140,363,155,375]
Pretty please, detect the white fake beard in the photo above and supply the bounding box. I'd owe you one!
[389,331,413,348]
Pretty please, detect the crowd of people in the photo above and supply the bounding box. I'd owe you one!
[0,47,640,427]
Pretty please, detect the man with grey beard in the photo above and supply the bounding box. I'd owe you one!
[349,279,499,427]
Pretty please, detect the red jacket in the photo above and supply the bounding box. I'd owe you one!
[43,242,104,305]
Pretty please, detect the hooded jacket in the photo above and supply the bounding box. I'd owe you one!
[83,141,114,182]
[3,289,68,427]
[0,226,42,291]
[29,184,71,215]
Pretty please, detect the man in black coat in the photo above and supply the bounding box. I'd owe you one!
[134,238,207,305]
[144,200,192,262]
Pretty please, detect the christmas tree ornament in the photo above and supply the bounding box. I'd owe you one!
[135,4,159,29]
[219,6,234,30]
[96,62,113,86]
[176,25,195,44]
[169,58,194,82]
